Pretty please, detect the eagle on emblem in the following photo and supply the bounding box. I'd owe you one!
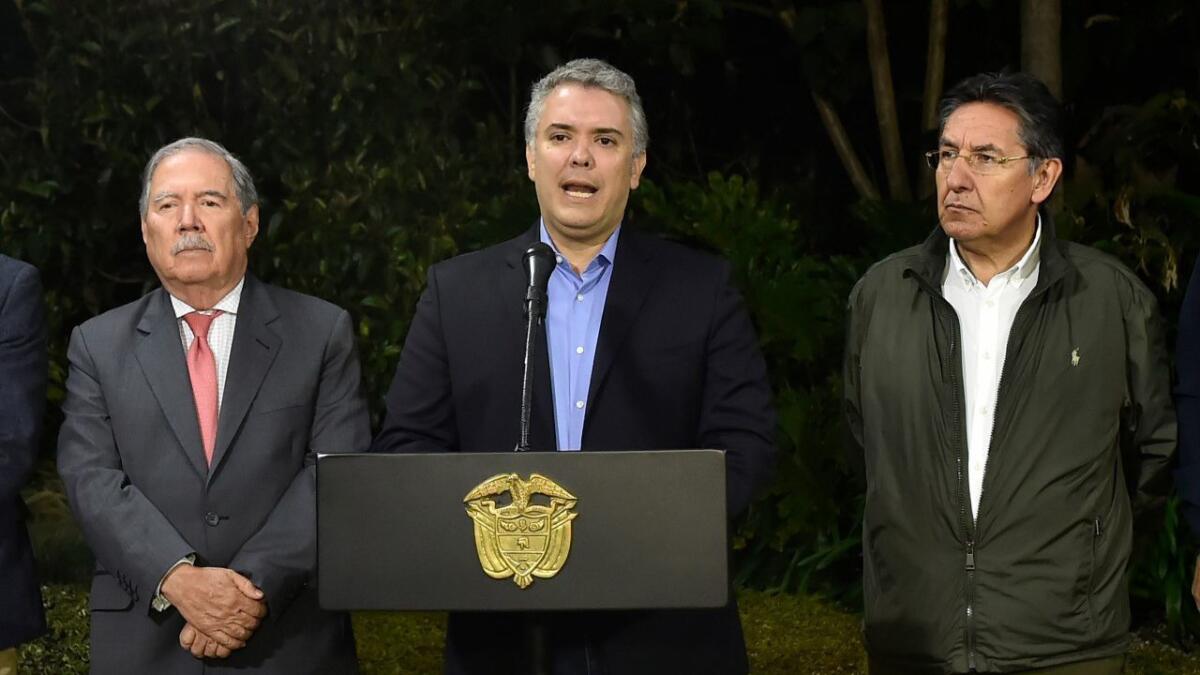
[464,473,578,588]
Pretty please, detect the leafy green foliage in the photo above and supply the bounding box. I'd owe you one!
[634,173,868,598]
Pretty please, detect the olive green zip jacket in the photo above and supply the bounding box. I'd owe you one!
[843,215,1176,673]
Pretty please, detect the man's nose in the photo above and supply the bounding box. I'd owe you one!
[944,157,974,191]
[178,203,201,230]
[569,140,593,168]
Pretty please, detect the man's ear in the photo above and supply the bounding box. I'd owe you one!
[243,205,260,247]
[1031,158,1063,205]
[525,144,536,182]
[630,153,647,190]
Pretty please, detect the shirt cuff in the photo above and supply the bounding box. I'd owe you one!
[151,554,196,612]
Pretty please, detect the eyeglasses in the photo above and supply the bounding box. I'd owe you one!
[924,149,1034,175]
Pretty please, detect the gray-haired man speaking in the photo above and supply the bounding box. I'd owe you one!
[373,58,776,674]
[58,137,369,673]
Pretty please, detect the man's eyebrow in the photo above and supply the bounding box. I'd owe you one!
[197,189,229,200]
[151,191,180,203]
[968,143,1002,153]
[545,122,626,137]
[938,138,1005,153]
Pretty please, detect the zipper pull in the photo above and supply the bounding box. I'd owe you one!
[1094,517,1102,537]
[965,540,976,571]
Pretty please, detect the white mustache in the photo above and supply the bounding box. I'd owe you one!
[171,234,214,255]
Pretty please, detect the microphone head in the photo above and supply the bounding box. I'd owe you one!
[522,242,556,292]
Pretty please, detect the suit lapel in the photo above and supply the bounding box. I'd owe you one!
[209,275,281,479]
[585,230,659,431]
[134,290,208,478]
[504,227,556,451]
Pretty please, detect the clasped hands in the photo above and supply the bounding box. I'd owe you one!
[161,564,267,659]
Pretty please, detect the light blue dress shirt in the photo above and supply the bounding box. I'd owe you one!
[540,221,620,451]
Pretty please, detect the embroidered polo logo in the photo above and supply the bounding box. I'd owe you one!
[1071,348,1081,367]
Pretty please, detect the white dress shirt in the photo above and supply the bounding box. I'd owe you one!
[942,220,1041,521]
[152,277,243,611]
[168,277,243,412]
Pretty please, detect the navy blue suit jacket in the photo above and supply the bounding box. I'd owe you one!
[1177,253,1200,534]
[0,255,47,650]
[373,227,776,674]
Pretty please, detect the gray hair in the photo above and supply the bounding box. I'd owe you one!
[524,58,649,157]
[139,137,258,216]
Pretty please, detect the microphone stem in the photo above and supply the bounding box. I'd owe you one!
[516,297,540,452]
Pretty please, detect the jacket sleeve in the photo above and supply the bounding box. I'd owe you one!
[1174,255,1200,534]
[697,261,777,518]
[1120,272,1176,518]
[0,263,46,504]
[371,265,459,454]
[227,308,370,619]
[57,325,195,609]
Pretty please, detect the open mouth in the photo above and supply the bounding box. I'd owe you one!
[561,181,598,200]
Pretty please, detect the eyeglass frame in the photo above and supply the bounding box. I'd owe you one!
[923,148,1037,175]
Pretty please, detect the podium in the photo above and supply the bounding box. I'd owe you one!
[316,449,729,611]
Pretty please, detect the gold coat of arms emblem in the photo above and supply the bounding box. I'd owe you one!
[463,473,578,589]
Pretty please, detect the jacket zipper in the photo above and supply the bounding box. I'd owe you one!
[913,271,1054,671]
[914,277,978,670]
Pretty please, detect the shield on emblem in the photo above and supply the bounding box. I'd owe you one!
[496,510,552,577]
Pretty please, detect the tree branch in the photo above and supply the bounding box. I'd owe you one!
[918,0,949,198]
[864,0,912,201]
[811,90,881,202]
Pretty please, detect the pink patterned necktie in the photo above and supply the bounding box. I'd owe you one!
[183,311,221,466]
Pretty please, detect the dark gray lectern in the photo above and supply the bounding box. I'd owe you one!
[316,449,728,611]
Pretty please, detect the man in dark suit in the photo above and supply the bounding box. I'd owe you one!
[58,137,369,673]
[0,255,47,674]
[372,59,776,674]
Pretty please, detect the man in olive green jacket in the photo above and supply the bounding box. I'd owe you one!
[844,72,1175,674]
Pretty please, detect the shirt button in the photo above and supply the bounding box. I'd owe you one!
[205,512,220,527]
[575,346,584,354]
[576,294,584,302]
[986,300,995,308]
[575,401,584,410]
[983,352,991,360]
[980,406,990,415]
[555,255,563,264]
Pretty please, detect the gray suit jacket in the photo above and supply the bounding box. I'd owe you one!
[58,274,369,674]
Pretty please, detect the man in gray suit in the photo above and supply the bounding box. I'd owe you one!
[58,137,368,673]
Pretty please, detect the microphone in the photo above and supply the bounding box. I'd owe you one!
[522,242,555,319]
[516,242,556,453]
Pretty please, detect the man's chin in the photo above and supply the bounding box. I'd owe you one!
[939,219,983,241]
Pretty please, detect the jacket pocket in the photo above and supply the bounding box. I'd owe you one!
[1086,516,1102,637]
[89,572,134,611]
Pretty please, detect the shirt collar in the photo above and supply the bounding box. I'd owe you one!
[948,214,1042,289]
[170,276,245,319]
[539,220,621,273]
